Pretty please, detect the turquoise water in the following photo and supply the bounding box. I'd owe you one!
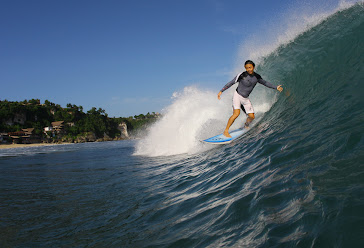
[1,3,364,248]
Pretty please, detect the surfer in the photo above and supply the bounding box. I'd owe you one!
[218,60,283,137]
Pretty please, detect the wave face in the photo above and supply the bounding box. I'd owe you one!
[130,3,364,247]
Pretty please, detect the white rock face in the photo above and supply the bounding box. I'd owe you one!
[118,122,129,138]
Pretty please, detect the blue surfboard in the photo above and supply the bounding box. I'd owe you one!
[202,128,246,144]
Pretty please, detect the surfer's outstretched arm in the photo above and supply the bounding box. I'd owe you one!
[218,77,238,100]
[258,78,284,92]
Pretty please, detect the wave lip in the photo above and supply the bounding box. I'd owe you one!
[236,0,362,66]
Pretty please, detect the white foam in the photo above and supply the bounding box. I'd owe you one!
[133,85,275,157]
[134,86,225,156]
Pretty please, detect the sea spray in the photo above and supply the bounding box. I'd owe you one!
[134,85,276,157]
[134,86,228,156]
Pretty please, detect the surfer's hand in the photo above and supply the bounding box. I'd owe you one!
[218,91,222,100]
[277,85,283,92]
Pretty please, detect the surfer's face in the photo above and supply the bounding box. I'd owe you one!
[245,64,254,74]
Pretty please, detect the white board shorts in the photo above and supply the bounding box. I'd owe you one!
[233,91,254,114]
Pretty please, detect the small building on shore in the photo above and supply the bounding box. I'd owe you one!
[44,126,53,132]
[22,128,35,136]
[44,121,65,137]
[52,121,64,133]
[8,131,28,144]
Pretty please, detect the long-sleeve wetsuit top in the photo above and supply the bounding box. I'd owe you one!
[220,71,277,98]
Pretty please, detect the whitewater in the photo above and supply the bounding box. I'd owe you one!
[1,1,364,248]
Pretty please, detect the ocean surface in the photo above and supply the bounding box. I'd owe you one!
[1,3,364,248]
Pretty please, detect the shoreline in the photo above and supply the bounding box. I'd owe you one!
[0,143,73,150]
[0,139,131,150]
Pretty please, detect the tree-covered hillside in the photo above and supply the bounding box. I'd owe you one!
[0,99,160,141]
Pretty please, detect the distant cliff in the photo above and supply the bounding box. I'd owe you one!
[0,99,160,143]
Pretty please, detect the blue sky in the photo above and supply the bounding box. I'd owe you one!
[0,0,345,117]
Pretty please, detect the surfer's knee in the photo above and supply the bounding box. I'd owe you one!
[248,113,255,120]
[232,109,240,117]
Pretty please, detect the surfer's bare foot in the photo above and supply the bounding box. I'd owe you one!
[223,130,232,138]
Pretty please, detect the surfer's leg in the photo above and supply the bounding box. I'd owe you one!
[245,113,255,128]
[224,109,240,137]
[240,97,254,128]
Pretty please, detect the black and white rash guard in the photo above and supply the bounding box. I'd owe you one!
[221,71,277,98]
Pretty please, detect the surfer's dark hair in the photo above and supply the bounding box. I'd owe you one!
[244,60,255,67]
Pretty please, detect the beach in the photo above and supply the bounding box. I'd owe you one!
[0,143,71,149]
